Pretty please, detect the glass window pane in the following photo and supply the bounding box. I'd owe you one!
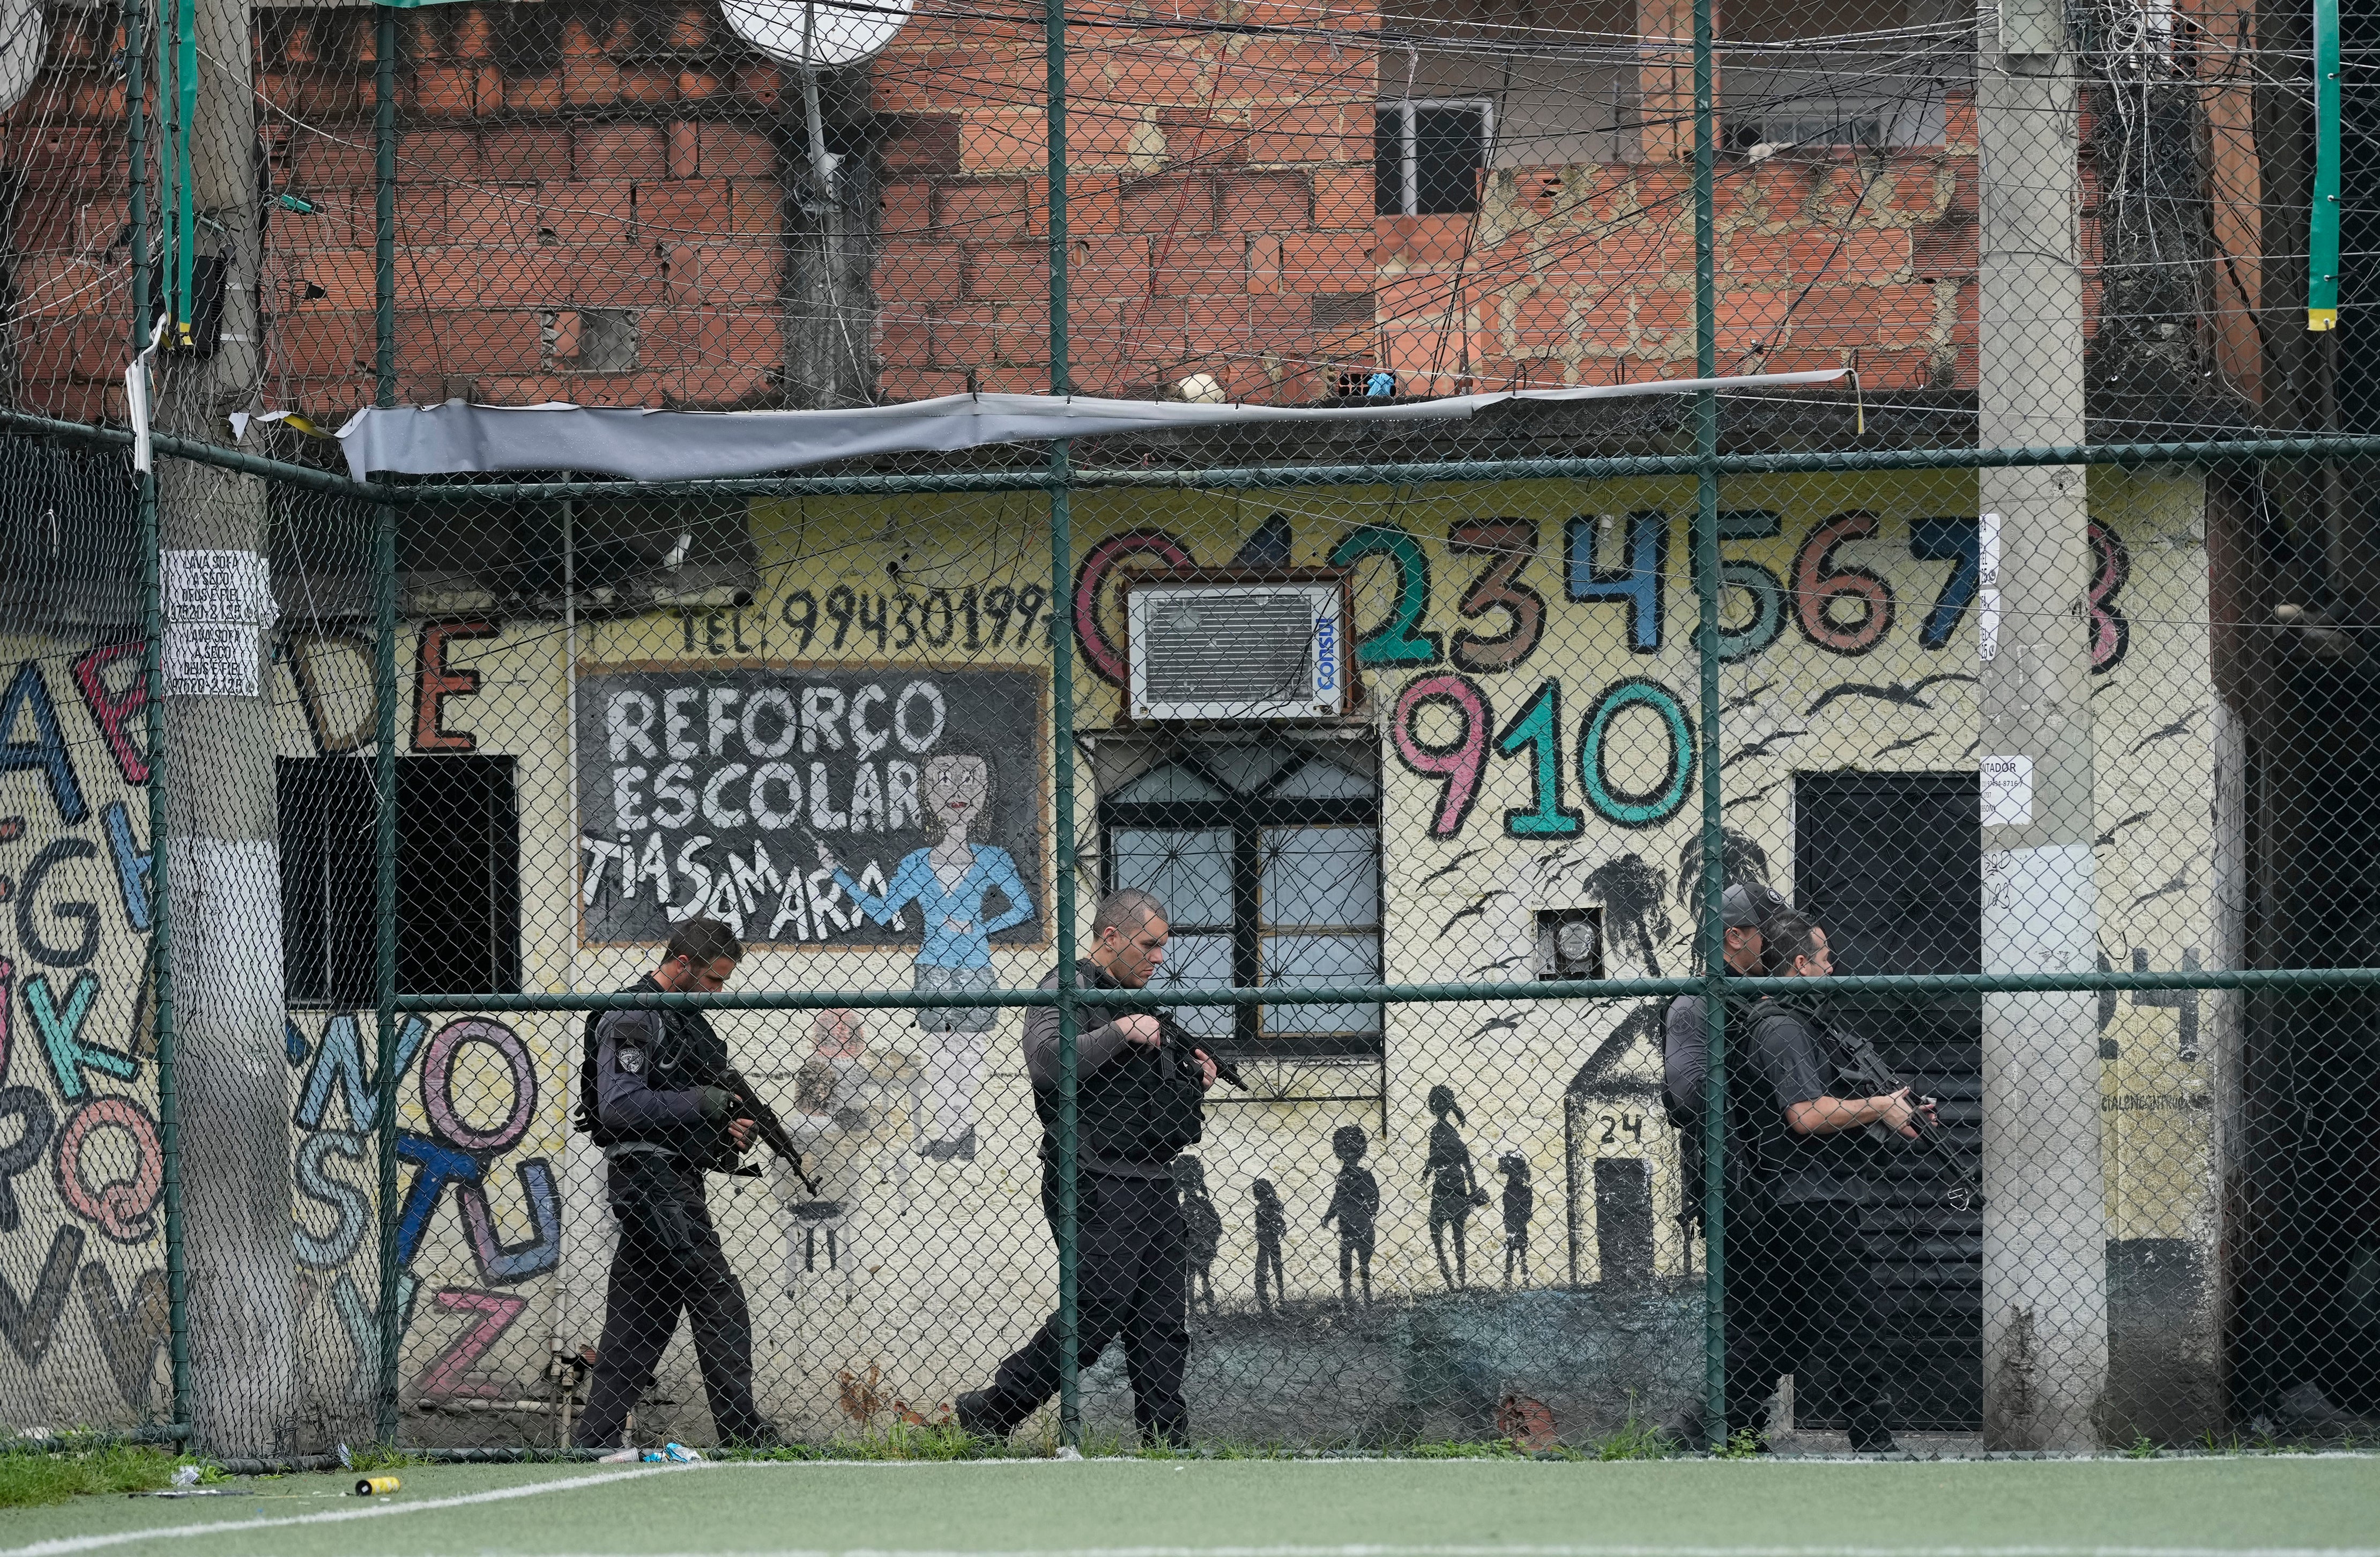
[1202,744,1297,794]
[1261,827,1380,928]
[1109,828,1232,928]
[1414,105,1484,214]
[1147,933,1232,1039]
[1261,933,1381,1036]
[1271,755,1377,799]
[1110,762,1228,803]
[1374,106,1405,215]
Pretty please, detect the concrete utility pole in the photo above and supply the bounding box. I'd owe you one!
[154,0,298,1454]
[1975,0,2108,1451]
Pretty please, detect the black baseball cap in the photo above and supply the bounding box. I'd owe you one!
[1721,881,1787,929]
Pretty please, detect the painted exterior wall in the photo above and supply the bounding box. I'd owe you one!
[0,466,2225,1443]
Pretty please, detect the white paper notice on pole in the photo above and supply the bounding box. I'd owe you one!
[1982,753,2034,826]
[164,622,260,698]
[161,550,273,696]
[1977,510,2001,662]
[163,549,277,631]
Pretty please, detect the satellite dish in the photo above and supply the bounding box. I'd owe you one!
[722,0,913,68]
[0,0,46,116]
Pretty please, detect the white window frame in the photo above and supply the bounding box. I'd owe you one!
[1377,98,1495,216]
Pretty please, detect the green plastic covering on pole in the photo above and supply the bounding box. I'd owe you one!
[371,3,403,1448]
[166,0,194,344]
[2312,0,2340,329]
[127,0,191,1434]
[1692,0,1728,1454]
[1045,0,1082,1449]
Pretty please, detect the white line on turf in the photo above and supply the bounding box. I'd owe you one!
[0,1463,693,1556]
[397,1549,2380,1557]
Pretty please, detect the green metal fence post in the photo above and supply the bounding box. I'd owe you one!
[371,493,399,1445]
[126,0,191,1435]
[1044,0,1081,1451]
[371,1,402,1448]
[1692,0,1728,1455]
[374,8,397,403]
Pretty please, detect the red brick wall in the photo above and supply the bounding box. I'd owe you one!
[868,4,1385,402]
[2,3,796,420]
[259,5,791,411]
[2,9,135,423]
[0,2,1990,421]
[1381,97,1981,396]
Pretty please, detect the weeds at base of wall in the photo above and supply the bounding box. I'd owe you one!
[338,1442,425,1474]
[0,1445,220,1508]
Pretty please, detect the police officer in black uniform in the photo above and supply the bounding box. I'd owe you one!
[573,916,771,1449]
[1723,908,1931,1454]
[954,887,1218,1443]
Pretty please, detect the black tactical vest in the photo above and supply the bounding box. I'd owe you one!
[576,975,730,1150]
[1033,981,1204,1169]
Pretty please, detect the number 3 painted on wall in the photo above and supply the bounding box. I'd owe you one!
[1448,520,1545,672]
[2087,518,2130,673]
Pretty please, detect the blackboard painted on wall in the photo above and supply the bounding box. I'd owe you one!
[574,665,1046,950]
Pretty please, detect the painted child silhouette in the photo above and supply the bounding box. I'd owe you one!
[1320,1124,1379,1307]
[1175,1155,1223,1314]
[1422,1085,1481,1290]
[1253,1179,1288,1314]
[1498,1150,1534,1285]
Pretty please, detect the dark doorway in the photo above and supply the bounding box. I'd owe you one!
[2230,662,2380,1418]
[1793,770,1983,1432]
[279,754,522,1004]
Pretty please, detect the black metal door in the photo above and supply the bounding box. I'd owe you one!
[1793,770,1983,1432]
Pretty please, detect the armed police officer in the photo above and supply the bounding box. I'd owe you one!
[574,916,772,1450]
[1723,909,1931,1454]
[955,887,1218,1444]
[1658,879,1783,1449]
[1663,880,1789,1157]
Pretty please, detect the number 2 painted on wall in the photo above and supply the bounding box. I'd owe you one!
[1330,524,1443,668]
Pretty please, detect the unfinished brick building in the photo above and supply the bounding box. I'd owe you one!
[0,0,2121,417]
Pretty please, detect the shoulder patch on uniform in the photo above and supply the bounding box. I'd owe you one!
[618,1045,645,1074]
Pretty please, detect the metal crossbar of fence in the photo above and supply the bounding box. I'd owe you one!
[2,0,2378,1465]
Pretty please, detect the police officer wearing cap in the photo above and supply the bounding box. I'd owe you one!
[1723,908,1933,1454]
[955,887,1218,1444]
[1663,880,1786,1136]
[573,916,771,1449]
[1660,879,1782,1449]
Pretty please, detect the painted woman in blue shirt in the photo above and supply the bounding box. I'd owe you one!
[816,753,1032,1162]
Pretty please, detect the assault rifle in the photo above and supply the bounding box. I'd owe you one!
[1155,1014,1246,1090]
[715,1066,822,1196]
[1814,1017,1982,1212]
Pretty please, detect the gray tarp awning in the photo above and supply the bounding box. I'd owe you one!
[333,370,1848,482]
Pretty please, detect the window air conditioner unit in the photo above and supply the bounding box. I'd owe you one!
[1125,578,1351,721]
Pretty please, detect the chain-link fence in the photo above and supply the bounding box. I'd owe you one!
[0,0,2376,1463]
